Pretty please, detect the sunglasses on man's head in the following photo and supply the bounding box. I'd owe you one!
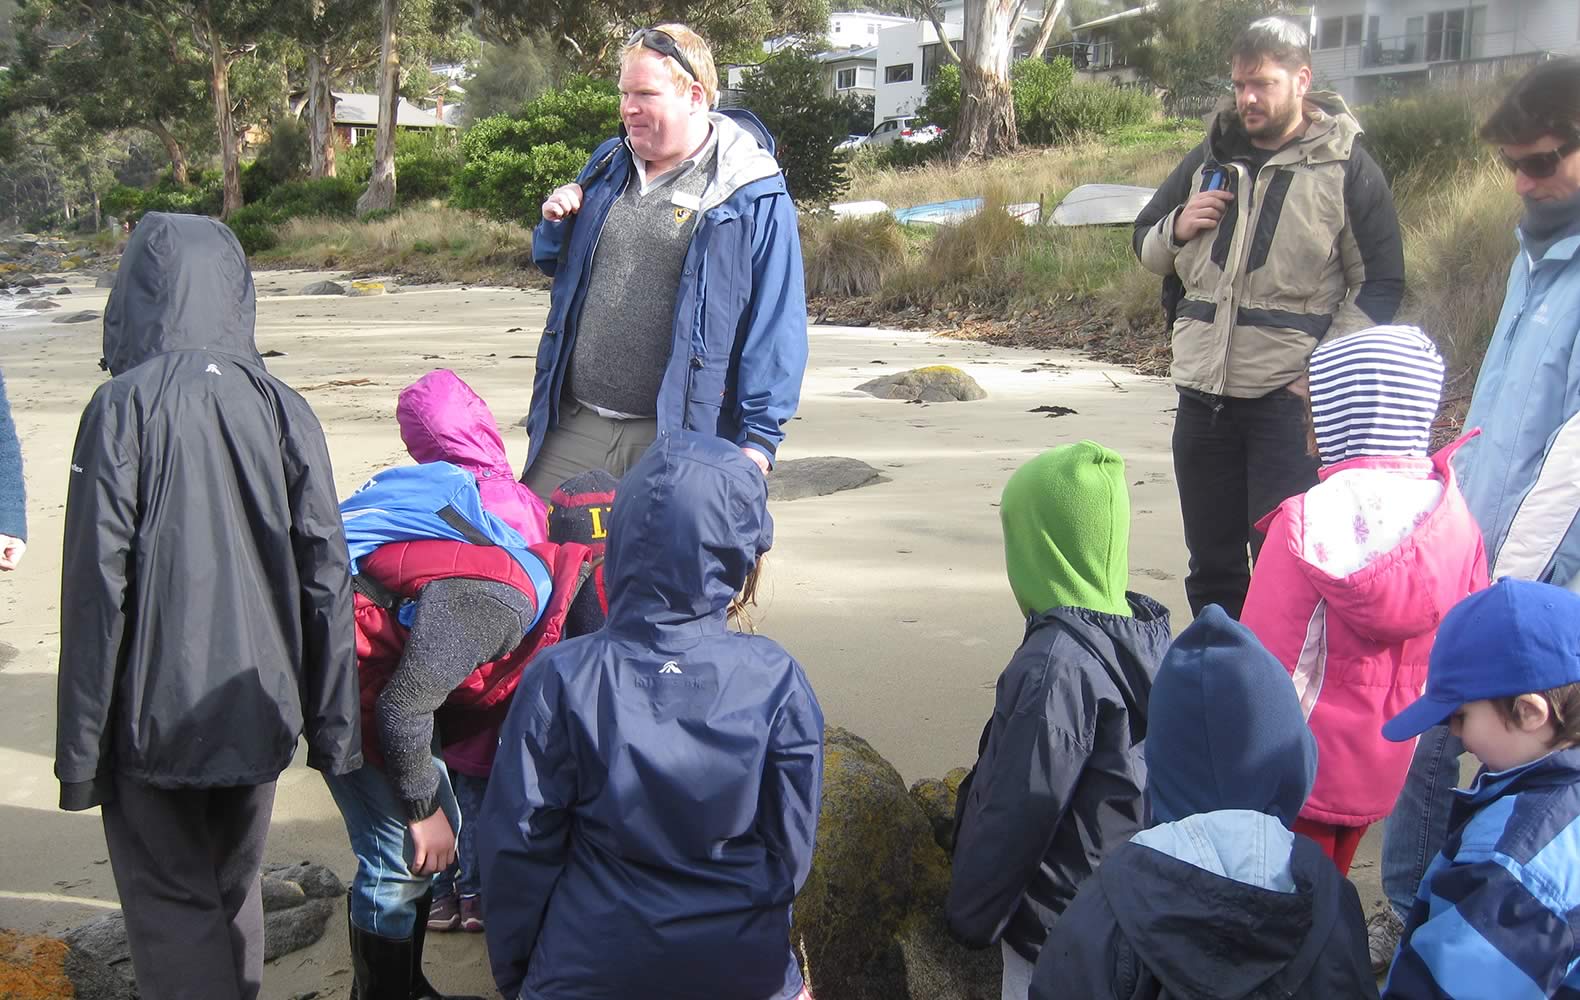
[1498,137,1580,179]
[628,28,698,83]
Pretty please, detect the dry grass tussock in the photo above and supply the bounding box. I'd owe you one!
[846,137,1189,210]
[260,206,539,284]
[1395,158,1520,389]
[801,213,909,298]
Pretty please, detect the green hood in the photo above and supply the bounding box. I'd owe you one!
[1001,441,1131,618]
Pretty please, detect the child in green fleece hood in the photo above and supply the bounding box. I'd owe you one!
[949,441,1171,1000]
[1000,440,1133,618]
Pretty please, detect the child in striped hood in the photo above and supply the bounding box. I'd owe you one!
[1241,326,1488,876]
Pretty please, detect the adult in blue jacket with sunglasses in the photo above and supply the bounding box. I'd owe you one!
[1373,56,1580,975]
[519,24,808,497]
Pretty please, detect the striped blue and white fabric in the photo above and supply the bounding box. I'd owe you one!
[1308,325,1445,466]
[1382,747,1580,999]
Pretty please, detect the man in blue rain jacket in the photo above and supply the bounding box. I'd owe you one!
[520,24,808,496]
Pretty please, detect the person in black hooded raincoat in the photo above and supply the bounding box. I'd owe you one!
[54,212,361,1000]
[1028,606,1377,1000]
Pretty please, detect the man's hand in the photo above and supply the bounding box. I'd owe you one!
[741,447,770,476]
[1173,189,1235,244]
[541,183,584,223]
[0,535,24,571]
[408,808,456,876]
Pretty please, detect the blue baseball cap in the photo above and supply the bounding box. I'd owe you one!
[1383,579,1580,742]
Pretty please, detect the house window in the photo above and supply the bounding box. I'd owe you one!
[885,63,915,83]
[869,24,878,35]
[837,67,857,89]
[1318,15,1363,49]
[1318,17,1344,49]
[921,42,953,83]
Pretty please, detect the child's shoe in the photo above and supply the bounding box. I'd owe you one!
[459,894,484,933]
[1367,906,1403,974]
[426,891,461,932]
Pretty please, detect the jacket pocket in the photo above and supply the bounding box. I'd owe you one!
[683,353,729,434]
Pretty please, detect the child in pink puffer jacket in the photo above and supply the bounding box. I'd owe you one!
[1241,326,1487,875]
[398,369,548,546]
[396,369,550,931]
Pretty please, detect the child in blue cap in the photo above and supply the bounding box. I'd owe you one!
[1380,578,1580,998]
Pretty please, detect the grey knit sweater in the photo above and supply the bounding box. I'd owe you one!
[375,577,536,819]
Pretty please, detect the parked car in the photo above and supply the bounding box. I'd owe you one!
[834,133,868,153]
[862,116,943,148]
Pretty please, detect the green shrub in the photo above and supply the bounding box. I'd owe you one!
[263,176,361,219]
[451,77,620,224]
[878,138,950,170]
[1039,83,1159,143]
[737,49,852,205]
[1359,85,1493,184]
[917,63,960,131]
[336,130,461,202]
[225,204,280,255]
[1011,58,1077,145]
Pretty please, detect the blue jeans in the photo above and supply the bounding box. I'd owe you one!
[323,758,460,939]
[432,771,488,899]
[1381,725,1464,919]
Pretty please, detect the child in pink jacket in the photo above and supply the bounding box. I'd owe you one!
[398,369,549,546]
[395,369,550,932]
[1241,326,1487,876]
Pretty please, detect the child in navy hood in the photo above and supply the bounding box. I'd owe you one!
[478,431,823,1000]
[1030,607,1378,1000]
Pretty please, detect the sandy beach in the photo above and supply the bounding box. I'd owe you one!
[0,269,1389,996]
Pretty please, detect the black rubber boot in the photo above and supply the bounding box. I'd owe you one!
[348,891,416,1000]
[410,890,485,1000]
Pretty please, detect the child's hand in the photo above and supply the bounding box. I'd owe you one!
[0,535,24,570]
[408,809,456,876]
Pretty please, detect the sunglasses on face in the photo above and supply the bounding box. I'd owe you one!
[628,28,698,84]
[1499,137,1580,179]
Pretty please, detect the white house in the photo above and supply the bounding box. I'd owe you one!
[332,92,455,146]
[1064,4,1152,83]
[872,0,1047,121]
[818,45,880,99]
[1311,0,1580,104]
[767,11,914,51]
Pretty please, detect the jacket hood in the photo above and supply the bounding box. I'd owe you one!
[1001,441,1131,618]
[701,111,785,213]
[1207,90,1360,166]
[604,431,772,634]
[1146,606,1316,825]
[396,369,513,478]
[1289,436,1478,643]
[1096,831,1346,999]
[103,212,259,375]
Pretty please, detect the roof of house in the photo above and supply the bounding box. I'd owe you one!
[331,92,455,129]
[816,45,879,63]
[1072,4,1153,32]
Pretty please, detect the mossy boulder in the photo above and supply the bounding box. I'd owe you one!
[0,928,137,999]
[793,728,995,1000]
[855,366,986,402]
[909,767,970,854]
[347,280,387,297]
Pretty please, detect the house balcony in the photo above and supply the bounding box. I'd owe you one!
[1317,28,1539,76]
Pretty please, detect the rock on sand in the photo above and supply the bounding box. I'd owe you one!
[856,366,986,402]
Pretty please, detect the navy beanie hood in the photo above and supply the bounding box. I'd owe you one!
[1145,605,1316,826]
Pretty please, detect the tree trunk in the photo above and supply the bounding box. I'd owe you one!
[145,120,190,186]
[203,13,242,218]
[953,0,1019,161]
[307,46,338,179]
[93,189,102,231]
[357,0,399,216]
[1027,0,1068,60]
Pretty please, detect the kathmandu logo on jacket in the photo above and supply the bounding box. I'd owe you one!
[659,661,683,674]
[205,363,222,375]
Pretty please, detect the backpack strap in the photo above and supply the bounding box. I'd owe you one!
[437,505,495,547]
[352,572,402,611]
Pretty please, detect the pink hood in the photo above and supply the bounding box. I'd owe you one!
[397,369,547,547]
[1241,436,1488,825]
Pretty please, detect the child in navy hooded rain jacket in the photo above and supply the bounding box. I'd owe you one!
[479,431,823,1000]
